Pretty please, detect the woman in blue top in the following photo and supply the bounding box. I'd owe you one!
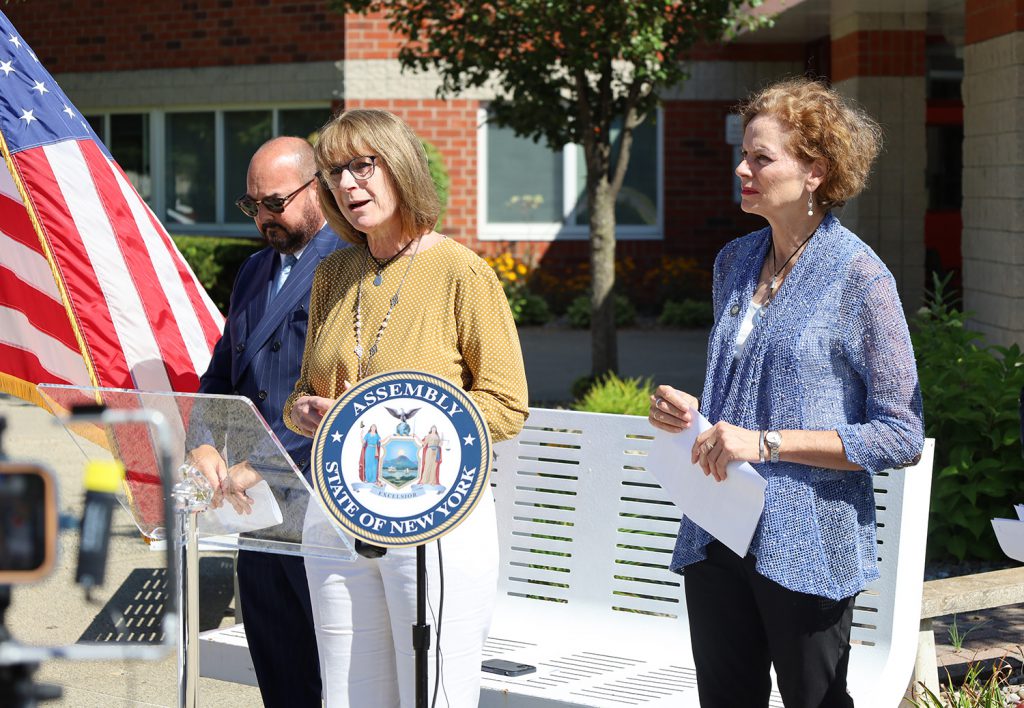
[648,77,924,708]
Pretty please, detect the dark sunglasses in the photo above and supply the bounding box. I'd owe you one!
[235,178,314,218]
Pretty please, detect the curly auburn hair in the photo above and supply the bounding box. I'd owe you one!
[313,109,441,245]
[739,77,883,209]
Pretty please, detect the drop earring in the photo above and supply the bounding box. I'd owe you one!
[807,192,814,216]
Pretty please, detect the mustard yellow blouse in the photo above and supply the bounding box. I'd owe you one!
[284,237,529,442]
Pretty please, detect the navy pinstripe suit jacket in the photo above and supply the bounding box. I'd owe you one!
[198,224,344,477]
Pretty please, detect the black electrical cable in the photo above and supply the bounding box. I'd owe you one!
[430,539,446,708]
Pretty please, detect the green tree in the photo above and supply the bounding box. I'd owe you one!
[331,0,766,376]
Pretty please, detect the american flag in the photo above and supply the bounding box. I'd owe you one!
[0,11,224,405]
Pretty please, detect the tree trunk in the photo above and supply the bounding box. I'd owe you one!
[589,177,617,377]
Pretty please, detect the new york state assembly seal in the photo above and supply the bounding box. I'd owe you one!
[310,371,491,547]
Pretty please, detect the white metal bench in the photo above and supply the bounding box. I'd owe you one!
[199,408,935,707]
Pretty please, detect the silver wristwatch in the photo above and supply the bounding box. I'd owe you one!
[764,430,782,463]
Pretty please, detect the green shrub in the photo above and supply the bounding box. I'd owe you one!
[507,288,552,326]
[659,299,713,328]
[571,374,599,401]
[421,138,449,228]
[571,372,653,416]
[566,294,636,329]
[172,235,262,313]
[912,274,1024,562]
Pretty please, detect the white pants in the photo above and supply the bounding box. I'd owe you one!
[305,493,498,708]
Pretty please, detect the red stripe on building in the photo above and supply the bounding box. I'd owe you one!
[965,0,1024,45]
[831,30,925,83]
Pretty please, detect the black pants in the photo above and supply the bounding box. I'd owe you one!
[237,550,322,708]
[684,541,855,708]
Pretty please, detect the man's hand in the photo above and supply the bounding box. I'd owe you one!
[188,444,228,508]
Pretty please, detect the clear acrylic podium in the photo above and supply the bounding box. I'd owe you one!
[36,384,355,707]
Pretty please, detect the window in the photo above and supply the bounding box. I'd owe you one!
[166,112,216,224]
[88,106,331,234]
[110,114,151,204]
[478,108,662,241]
[224,111,273,225]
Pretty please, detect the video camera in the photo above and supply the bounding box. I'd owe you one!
[0,410,178,707]
[0,457,57,587]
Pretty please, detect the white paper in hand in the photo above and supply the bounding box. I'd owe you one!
[647,409,767,557]
[198,480,284,535]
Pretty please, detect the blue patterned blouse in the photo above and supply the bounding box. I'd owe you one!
[670,213,925,600]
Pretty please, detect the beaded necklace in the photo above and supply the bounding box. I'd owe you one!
[354,237,421,380]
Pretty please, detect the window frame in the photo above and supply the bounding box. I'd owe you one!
[87,104,331,236]
[476,107,664,242]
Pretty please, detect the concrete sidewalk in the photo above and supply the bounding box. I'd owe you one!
[518,325,708,404]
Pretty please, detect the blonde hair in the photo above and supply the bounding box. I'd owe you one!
[313,109,441,245]
[739,77,882,209]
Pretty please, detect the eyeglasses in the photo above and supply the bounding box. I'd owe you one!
[235,178,314,218]
[316,155,377,189]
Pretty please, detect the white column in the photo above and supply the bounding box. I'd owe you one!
[961,31,1024,346]
[829,9,928,314]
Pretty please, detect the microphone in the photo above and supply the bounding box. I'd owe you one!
[75,460,124,593]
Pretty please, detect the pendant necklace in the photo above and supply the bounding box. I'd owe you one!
[367,239,414,286]
[354,237,421,380]
[766,230,815,305]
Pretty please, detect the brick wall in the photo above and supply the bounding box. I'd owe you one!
[340,98,479,247]
[831,30,926,82]
[344,10,400,61]
[965,0,1024,45]
[961,0,1024,345]
[5,0,346,71]
[663,101,764,267]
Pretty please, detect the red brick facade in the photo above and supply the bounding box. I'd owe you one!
[831,30,926,83]
[3,2,801,274]
[340,98,480,248]
[965,0,1024,45]
[344,10,400,61]
[5,0,346,70]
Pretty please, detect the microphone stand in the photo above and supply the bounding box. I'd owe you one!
[413,545,429,708]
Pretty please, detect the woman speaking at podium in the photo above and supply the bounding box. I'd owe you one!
[284,108,528,707]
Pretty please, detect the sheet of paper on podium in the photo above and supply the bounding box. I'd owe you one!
[647,409,767,557]
[198,480,284,536]
[991,504,1024,563]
